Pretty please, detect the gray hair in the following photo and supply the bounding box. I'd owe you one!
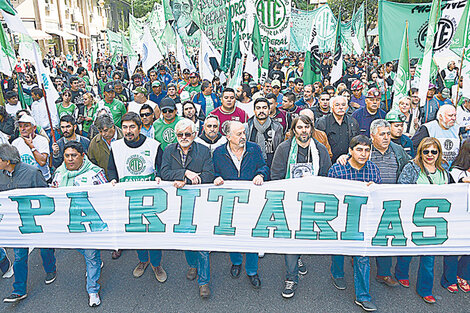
[94,114,115,130]
[370,119,391,135]
[437,104,455,121]
[0,144,21,164]
[175,118,197,133]
[223,120,243,136]
[329,95,347,108]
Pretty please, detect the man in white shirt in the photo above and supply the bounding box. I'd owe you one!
[4,91,21,116]
[30,87,59,137]
[11,114,51,181]
[236,84,255,118]
[128,86,159,116]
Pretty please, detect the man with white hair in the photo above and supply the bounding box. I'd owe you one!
[160,118,215,298]
[412,105,464,167]
[213,121,269,289]
[195,115,227,153]
[316,96,360,162]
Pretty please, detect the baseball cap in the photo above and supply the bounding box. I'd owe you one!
[288,77,295,83]
[366,88,381,98]
[167,83,177,89]
[385,110,406,123]
[160,98,177,110]
[17,114,36,126]
[189,72,198,78]
[104,83,114,92]
[133,86,148,96]
[428,83,437,90]
[152,81,162,87]
[249,81,258,89]
[351,80,364,91]
[182,68,190,74]
[441,88,451,99]
[272,80,281,88]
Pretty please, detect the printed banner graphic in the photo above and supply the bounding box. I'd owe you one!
[0,177,468,256]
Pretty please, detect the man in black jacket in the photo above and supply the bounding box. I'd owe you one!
[271,115,332,299]
[160,118,215,298]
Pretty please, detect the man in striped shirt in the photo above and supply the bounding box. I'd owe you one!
[328,135,381,312]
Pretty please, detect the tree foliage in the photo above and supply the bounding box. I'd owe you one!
[133,0,161,18]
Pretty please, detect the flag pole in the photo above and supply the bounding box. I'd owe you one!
[455,47,465,106]
[382,63,389,111]
[41,84,56,143]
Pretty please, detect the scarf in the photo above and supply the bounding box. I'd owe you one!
[285,138,320,179]
[253,118,271,160]
[54,156,103,187]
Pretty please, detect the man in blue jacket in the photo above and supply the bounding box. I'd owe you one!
[192,80,221,115]
[213,121,269,289]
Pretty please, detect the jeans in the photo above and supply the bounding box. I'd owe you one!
[395,256,435,297]
[0,248,8,274]
[77,249,101,294]
[330,255,371,302]
[13,248,56,296]
[376,256,392,276]
[285,254,300,283]
[230,253,259,276]
[185,251,210,285]
[441,255,470,287]
[136,250,162,267]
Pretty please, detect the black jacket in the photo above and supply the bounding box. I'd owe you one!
[160,142,215,184]
[0,161,47,191]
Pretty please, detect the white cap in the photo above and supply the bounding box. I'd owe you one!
[17,114,36,126]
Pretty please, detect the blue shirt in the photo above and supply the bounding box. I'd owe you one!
[149,90,167,106]
[328,160,382,184]
[351,107,387,137]
[351,94,366,108]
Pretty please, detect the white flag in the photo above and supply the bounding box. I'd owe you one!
[244,50,259,83]
[141,26,163,73]
[330,53,343,84]
[176,33,196,73]
[199,31,221,81]
[0,10,29,35]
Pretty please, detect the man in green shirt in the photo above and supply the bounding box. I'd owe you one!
[184,72,201,95]
[98,83,127,128]
[153,98,182,150]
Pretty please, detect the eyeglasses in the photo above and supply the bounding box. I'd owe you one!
[162,109,174,113]
[140,112,153,117]
[176,132,193,138]
[422,150,438,155]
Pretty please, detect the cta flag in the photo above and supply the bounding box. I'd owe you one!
[417,0,441,107]
[141,26,163,73]
[391,23,410,110]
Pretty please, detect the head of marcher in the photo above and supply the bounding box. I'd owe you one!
[271,80,281,96]
[370,119,391,153]
[263,79,272,95]
[201,80,213,96]
[160,98,177,124]
[5,91,18,105]
[254,98,270,123]
[437,105,457,129]
[0,144,21,173]
[330,95,348,120]
[303,84,313,101]
[225,121,246,151]
[152,81,162,95]
[133,86,148,104]
[319,92,331,112]
[121,112,142,142]
[175,118,196,150]
[203,114,220,141]
[31,87,43,101]
[103,83,115,103]
[221,88,236,112]
[139,104,154,127]
[182,101,197,121]
[385,110,406,139]
[17,114,37,138]
[59,115,77,140]
[427,84,437,99]
[95,114,116,142]
[348,135,372,169]
[365,88,381,114]
[63,141,85,171]
[351,80,364,99]
[292,115,313,148]
[414,137,444,172]
[282,92,296,110]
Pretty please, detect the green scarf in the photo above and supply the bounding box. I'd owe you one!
[285,138,320,179]
[54,156,102,187]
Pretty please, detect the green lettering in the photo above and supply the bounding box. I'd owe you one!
[295,193,339,240]
[9,195,55,234]
[341,195,367,241]
[66,192,108,233]
[372,200,407,246]
[411,198,450,246]
[208,188,249,236]
[252,190,291,238]
[125,188,167,232]
[173,189,200,234]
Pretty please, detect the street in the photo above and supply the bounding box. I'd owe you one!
[0,249,468,312]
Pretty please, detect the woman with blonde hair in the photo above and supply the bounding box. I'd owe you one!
[80,92,98,138]
[396,137,452,304]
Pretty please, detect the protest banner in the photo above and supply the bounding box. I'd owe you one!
[0,177,468,256]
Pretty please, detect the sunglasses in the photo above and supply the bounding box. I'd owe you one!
[162,109,174,113]
[422,150,438,155]
[140,112,153,117]
[176,132,193,138]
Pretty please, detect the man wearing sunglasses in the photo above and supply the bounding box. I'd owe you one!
[153,98,182,150]
[351,88,387,137]
[139,104,156,140]
[160,118,215,298]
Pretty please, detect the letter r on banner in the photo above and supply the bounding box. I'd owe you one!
[125,188,167,232]
[9,195,55,234]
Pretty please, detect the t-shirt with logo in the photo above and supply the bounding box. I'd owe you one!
[71,89,86,109]
[57,102,77,118]
[12,135,51,181]
[98,99,127,128]
[153,116,182,150]
[210,106,249,135]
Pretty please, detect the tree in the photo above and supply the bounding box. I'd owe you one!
[133,0,161,18]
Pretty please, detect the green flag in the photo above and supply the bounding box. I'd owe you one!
[302,50,314,85]
[392,23,410,110]
[227,58,244,89]
[229,31,241,73]
[252,15,263,60]
[0,0,15,15]
[417,0,441,104]
[450,0,470,53]
[259,40,270,84]
[220,6,233,73]
[0,22,15,77]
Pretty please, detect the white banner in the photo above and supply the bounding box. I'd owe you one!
[0,177,469,256]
